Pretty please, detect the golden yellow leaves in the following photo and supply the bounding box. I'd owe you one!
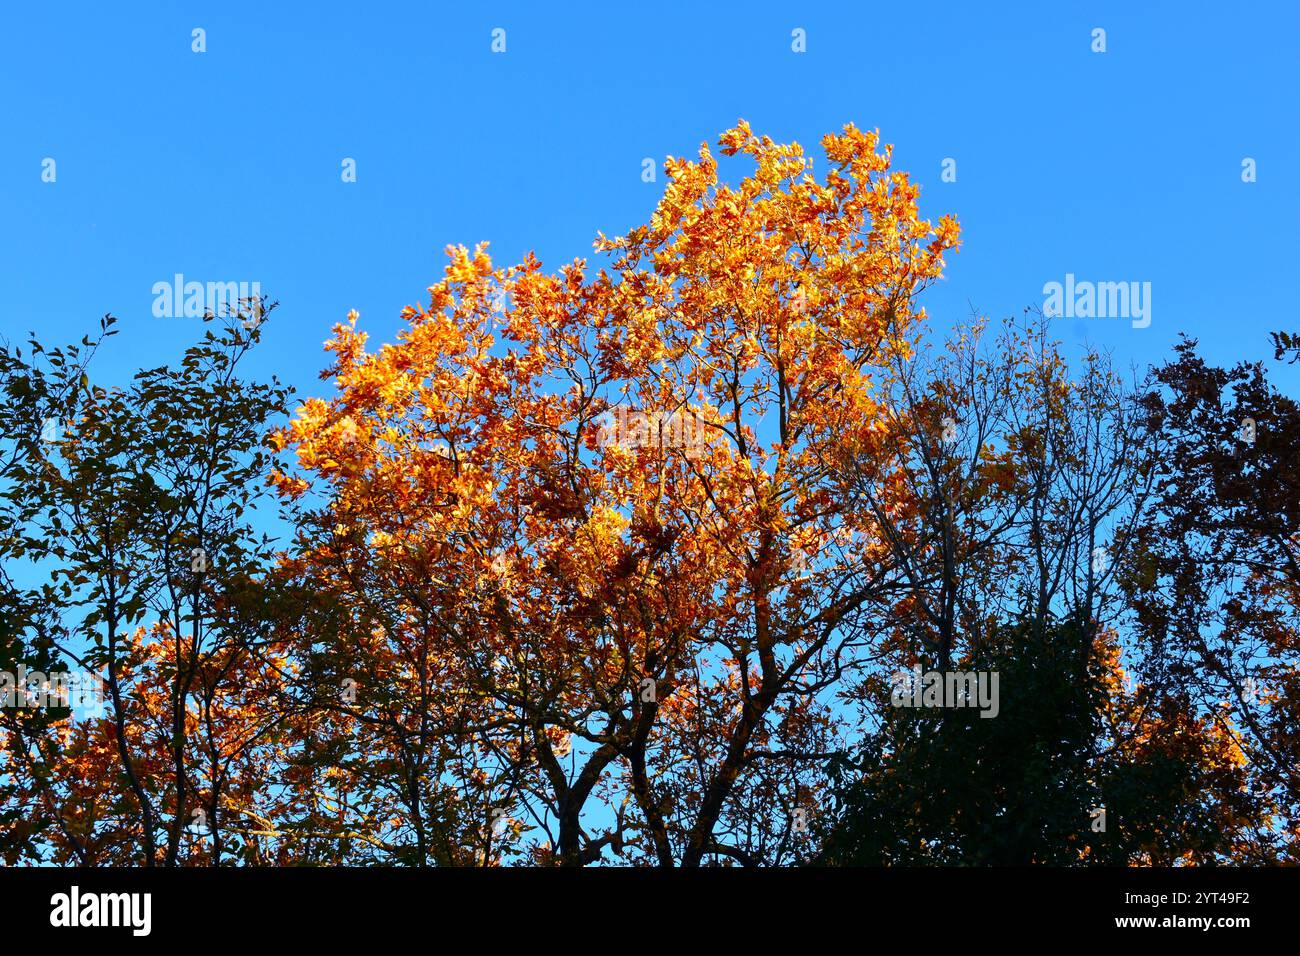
[267,469,309,499]
[269,122,965,794]
[717,120,757,157]
[442,242,495,285]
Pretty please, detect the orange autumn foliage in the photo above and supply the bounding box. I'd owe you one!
[271,121,958,865]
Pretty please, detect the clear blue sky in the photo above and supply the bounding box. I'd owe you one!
[3,0,1298,401]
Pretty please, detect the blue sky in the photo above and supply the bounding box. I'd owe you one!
[2,0,1298,403]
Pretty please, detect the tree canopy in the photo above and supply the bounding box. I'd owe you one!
[1,124,1294,866]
